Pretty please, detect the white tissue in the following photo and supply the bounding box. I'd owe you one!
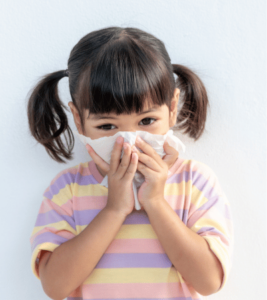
[74,130,186,210]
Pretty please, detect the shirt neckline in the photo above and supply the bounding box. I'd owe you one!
[88,156,183,184]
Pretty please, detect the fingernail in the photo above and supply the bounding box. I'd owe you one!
[86,144,91,152]
[136,136,142,143]
[116,136,123,144]
[132,145,137,152]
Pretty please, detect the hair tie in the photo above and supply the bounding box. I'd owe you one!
[64,69,69,77]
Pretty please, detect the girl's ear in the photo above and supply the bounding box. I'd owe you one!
[169,88,180,128]
[68,102,83,134]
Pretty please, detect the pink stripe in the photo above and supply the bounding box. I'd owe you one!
[30,227,75,244]
[165,194,191,210]
[38,198,73,215]
[171,158,191,176]
[167,157,183,178]
[170,157,189,175]
[187,206,215,227]
[81,282,200,299]
[68,285,83,298]
[73,194,191,211]
[105,238,166,253]
[187,203,198,219]
[187,205,230,231]
[79,161,93,176]
[88,160,104,183]
[73,195,107,210]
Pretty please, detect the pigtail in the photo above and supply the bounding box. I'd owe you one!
[172,64,209,140]
[27,70,74,163]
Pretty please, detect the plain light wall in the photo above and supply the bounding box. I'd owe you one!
[0,0,266,299]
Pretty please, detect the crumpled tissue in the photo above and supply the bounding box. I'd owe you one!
[74,130,186,210]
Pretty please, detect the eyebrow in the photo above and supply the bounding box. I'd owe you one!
[90,107,159,120]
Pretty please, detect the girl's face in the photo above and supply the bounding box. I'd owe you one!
[69,88,180,140]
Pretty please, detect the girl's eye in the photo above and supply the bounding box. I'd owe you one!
[96,118,157,130]
[97,124,116,130]
[139,117,156,126]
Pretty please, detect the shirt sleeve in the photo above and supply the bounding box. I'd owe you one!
[29,170,77,280]
[187,161,234,293]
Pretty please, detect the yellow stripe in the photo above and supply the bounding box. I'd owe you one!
[49,184,74,205]
[165,179,212,209]
[83,267,183,284]
[76,224,158,239]
[50,182,108,200]
[164,180,193,196]
[80,161,89,169]
[190,183,210,207]
[180,159,191,166]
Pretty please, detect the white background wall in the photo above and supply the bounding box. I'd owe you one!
[0,0,266,299]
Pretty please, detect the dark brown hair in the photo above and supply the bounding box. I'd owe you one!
[27,26,209,163]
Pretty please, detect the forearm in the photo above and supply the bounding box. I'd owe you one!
[43,207,126,300]
[143,199,223,296]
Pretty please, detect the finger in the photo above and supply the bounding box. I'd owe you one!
[136,160,155,178]
[131,145,140,158]
[130,145,158,171]
[86,144,110,173]
[123,151,138,181]
[135,137,165,168]
[116,142,132,179]
[135,151,161,172]
[109,136,124,174]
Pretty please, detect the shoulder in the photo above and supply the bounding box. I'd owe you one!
[189,159,218,180]
[178,158,224,197]
[175,158,218,178]
[48,161,90,186]
[43,161,91,203]
[169,157,219,183]
[178,158,216,176]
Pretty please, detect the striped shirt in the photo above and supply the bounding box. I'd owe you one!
[30,157,234,299]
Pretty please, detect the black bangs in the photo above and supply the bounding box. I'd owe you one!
[76,36,174,119]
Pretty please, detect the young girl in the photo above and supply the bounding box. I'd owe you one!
[28,26,234,300]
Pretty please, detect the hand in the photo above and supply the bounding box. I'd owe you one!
[133,136,179,209]
[86,137,138,217]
